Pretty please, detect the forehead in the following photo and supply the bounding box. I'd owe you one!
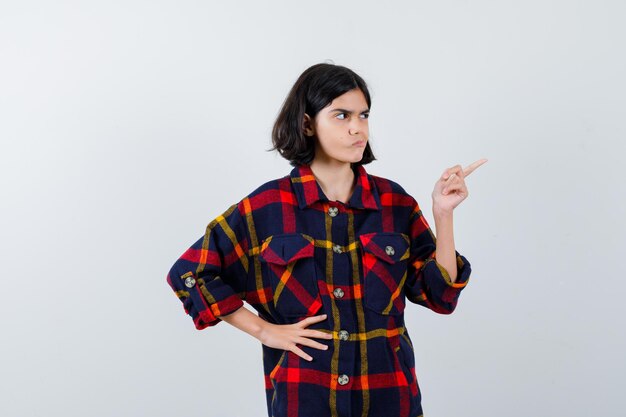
[324,88,368,111]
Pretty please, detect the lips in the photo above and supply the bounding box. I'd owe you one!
[352,140,366,147]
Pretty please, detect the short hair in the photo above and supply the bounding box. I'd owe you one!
[269,62,377,167]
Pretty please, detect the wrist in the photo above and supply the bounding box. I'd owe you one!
[255,319,273,344]
[220,305,268,341]
[432,204,453,220]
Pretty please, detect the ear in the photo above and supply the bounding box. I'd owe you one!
[302,113,315,137]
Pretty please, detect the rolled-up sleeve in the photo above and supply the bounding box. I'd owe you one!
[404,196,472,314]
[166,201,250,330]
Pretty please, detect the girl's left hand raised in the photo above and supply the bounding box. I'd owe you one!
[432,158,488,214]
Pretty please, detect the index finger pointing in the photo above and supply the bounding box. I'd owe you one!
[462,158,488,177]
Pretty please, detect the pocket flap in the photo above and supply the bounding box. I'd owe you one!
[359,232,410,264]
[260,233,315,265]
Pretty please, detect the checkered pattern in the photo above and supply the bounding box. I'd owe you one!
[166,163,472,417]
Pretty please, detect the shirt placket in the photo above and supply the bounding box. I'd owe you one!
[325,200,357,417]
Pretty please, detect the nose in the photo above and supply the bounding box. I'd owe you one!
[349,119,361,135]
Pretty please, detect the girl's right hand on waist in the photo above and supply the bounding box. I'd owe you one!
[257,314,333,361]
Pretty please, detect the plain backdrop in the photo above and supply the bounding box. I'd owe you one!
[1,1,625,416]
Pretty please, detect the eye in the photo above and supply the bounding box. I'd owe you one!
[360,113,370,119]
[336,113,347,120]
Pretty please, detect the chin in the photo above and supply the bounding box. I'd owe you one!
[326,150,364,165]
[336,157,361,165]
[347,153,365,163]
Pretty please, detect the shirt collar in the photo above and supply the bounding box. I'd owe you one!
[289,163,381,210]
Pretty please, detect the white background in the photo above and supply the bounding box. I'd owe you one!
[1,1,625,416]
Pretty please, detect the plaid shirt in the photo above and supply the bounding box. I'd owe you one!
[166,163,472,417]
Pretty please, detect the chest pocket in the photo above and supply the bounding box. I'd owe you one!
[358,232,410,316]
[259,233,323,319]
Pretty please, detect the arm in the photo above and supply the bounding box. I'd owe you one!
[166,201,250,329]
[430,160,486,282]
[432,208,458,282]
[404,196,471,314]
[403,160,486,313]
[165,199,331,360]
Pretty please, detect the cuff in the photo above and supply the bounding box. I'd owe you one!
[425,252,471,289]
[180,271,245,329]
[197,293,244,329]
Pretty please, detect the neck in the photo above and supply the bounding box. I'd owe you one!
[309,160,356,204]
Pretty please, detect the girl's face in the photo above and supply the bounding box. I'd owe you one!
[304,88,370,166]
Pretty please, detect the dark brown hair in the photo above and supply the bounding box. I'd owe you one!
[268,62,377,167]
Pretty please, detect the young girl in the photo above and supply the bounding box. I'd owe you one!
[166,62,486,417]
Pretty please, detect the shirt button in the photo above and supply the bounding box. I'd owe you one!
[337,374,350,385]
[328,207,339,217]
[332,244,343,254]
[184,276,196,288]
[385,245,395,256]
[338,330,349,341]
[333,288,345,299]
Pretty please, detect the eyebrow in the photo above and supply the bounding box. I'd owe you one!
[329,108,370,114]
